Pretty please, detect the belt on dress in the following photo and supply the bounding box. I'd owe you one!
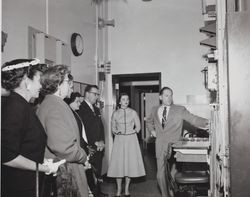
[114,131,137,136]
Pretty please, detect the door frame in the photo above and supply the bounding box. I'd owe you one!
[112,72,161,142]
[112,72,161,109]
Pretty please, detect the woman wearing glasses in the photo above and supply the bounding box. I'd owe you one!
[37,65,89,197]
[107,93,146,197]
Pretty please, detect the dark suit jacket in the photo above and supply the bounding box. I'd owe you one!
[78,100,105,146]
[72,109,89,153]
[146,104,208,159]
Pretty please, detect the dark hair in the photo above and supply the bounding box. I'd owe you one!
[117,93,129,109]
[32,93,45,106]
[68,73,74,89]
[41,64,70,95]
[68,73,73,82]
[159,87,173,95]
[84,84,99,96]
[1,59,46,91]
[68,92,82,104]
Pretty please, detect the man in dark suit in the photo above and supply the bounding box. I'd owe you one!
[146,87,209,197]
[78,84,105,196]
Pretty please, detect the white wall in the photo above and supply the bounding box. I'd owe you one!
[2,0,97,84]
[2,1,45,61]
[109,0,208,104]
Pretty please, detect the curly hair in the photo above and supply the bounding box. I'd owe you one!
[1,59,46,91]
[40,64,70,95]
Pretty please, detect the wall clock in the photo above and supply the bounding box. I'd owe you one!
[71,33,83,56]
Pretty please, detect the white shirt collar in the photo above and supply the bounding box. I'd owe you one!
[158,105,170,121]
[161,105,170,110]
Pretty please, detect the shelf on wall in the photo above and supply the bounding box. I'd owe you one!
[200,36,216,49]
[203,14,216,22]
[200,22,216,35]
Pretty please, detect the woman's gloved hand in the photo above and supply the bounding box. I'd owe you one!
[83,155,91,170]
[43,159,66,176]
[95,141,105,151]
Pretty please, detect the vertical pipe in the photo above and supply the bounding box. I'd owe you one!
[235,0,247,12]
[36,163,39,197]
[0,0,2,64]
[102,2,106,63]
[217,0,230,196]
[201,0,206,15]
[45,0,49,34]
[95,3,99,85]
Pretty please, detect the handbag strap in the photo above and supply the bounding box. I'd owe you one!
[36,162,39,197]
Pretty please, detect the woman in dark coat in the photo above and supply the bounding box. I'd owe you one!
[1,59,62,197]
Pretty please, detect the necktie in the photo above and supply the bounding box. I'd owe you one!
[90,104,96,115]
[162,107,167,128]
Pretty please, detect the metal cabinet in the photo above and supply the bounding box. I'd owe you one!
[227,8,250,197]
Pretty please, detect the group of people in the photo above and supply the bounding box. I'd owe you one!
[1,58,209,197]
[1,59,105,197]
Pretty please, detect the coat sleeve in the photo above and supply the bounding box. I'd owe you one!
[95,106,105,142]
[45,107,87,163]
[146,107,156,132]
[111,111,118,134]
[181,107,208,128]
[99,115,105,142]
[1,100,26,163]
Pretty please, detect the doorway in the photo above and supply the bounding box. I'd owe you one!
[112,72,161,148]
[101,72,162,195]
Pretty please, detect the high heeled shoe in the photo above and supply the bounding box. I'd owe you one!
[125,195,131,197]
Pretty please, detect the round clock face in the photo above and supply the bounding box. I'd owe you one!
[71,33,83,56]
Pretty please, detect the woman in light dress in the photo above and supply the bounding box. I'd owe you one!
[107,93,146,197]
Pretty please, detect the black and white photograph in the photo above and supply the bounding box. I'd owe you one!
[1,0,250,197]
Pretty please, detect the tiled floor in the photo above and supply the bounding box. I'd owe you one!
[101,145,161,197]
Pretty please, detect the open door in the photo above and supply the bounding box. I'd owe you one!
[112,73,161,146]
[141,93,159,149]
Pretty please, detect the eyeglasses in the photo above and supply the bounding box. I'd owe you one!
[88,91,100,96]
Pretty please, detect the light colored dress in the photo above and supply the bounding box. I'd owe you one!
[107,107,146,178]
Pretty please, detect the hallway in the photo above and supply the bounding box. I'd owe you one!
[101,145,161,197]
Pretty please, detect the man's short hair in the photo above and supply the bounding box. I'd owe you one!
[84,84,99,96]
[159,87,173,95]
